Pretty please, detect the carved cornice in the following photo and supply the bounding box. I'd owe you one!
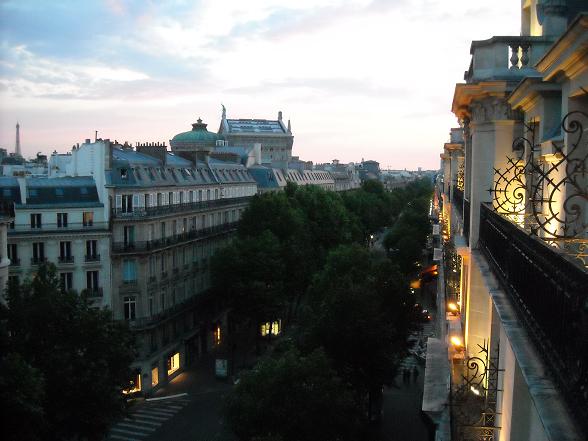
[470,97,523,124]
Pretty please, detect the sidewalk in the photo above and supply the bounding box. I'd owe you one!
[151,354,232,400]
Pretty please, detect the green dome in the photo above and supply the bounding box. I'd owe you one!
[171,118,219,145]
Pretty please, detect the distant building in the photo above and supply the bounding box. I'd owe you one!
[218,107,293,168]
[358,160,380,181]
[169,118,219,163]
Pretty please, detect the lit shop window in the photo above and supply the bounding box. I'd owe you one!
[151,367,159,387]
[167,353,180,376]
[123,371,141,394]
[260,320,281,337]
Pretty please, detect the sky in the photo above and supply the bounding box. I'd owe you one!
[0,0,520,170]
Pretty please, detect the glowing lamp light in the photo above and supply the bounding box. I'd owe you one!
[470,386,480,396]
[450,336,463,347]
[448,302,459,312]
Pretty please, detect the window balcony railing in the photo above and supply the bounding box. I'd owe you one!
[58,256,74,264]
[31,257,47,265]
[452,186,464,220]
[84,254,101,262]
[463,199,470,245]
[112,196,252,220]
[479,203,588,433]
[9,258,20,266]
[112,222,239,254]
[129,294,202,331]
[9,222,108,234]
[81,287,103,298]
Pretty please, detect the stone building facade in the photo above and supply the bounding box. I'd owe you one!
[424,2,588,441]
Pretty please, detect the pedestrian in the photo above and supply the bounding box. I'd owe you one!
[412,366,419,384]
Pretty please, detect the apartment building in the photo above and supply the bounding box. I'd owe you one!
[424,2,587,441]
[47,137,257,393]
[0,201,14,295]
[1,176,111,307]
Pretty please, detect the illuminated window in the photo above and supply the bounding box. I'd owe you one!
[214,325,222,345]
[151,367,159,387]
[83,211,93,227]
[167,353,180,376]
[260,322,270,337]
[260,320,281,337]
[123,372,141,394]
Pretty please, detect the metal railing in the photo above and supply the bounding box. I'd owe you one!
[81,288,103,298]
[112,196,252,219]
[84,254,101,262]
[112,222,239,254]
[9,258,20,266]
[129,293,203,331]
[10,222,108,234]
[452,186,464,220]
[463,199,470,245]
[479,203,588,433]
[58,256,74,264]
[31,257,47,265]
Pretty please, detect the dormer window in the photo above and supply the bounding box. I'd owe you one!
[120,168,128,179]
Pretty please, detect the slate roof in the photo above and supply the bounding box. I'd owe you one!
[247,166,283,189]
[225,119,286,134]
[24,176,101,207]
[109,147,256,188]
[0,177,21,204]
[0,176,102,207]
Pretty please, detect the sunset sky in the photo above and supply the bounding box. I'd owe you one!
[0,0,520,169]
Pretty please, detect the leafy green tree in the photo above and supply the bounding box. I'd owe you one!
[225,348,362,441]
[212,230,286,322]
[2,264,135,441]
[301,245,412,416]
[0,353,46,441]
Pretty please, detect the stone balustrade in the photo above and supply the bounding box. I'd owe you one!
[464,36,553,83]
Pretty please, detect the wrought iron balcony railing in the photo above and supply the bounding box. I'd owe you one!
[81,287,103,298]
[463,199,470,246]
[84,254,101,262]
[452,186,464,220]
[9,258,20,266]
[31,257,47,265]
[112,222,239,254]
[479,203,588,433]
[9,222,108,234]
[58,256,74,264]
[112,196,252,220]
[129,293,202,331]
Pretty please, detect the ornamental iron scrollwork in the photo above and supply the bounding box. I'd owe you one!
[451,341,502,441]
[457,159,465,192]
[491,111,588,268]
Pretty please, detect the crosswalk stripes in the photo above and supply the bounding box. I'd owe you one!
[106,396,191,441]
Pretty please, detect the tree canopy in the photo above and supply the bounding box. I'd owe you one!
[0,264,135,441]
[216,177,434,437]
[225,347,362,441]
